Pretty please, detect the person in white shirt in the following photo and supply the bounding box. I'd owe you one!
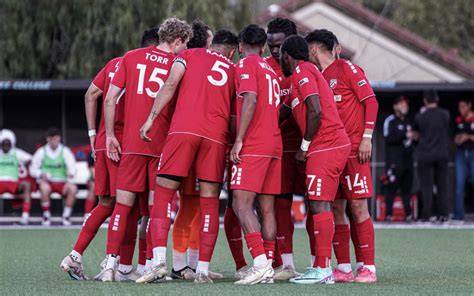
[0,129,33,225]
[30,128,77,226]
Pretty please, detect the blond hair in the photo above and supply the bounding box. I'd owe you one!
[158,17,193,44]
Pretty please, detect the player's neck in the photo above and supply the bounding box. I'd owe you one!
[157,43,173,54]
[320,55,335,71]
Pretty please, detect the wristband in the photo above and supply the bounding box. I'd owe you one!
[88,129,96,137]
[363,134,372,139]
[300,138,311,152]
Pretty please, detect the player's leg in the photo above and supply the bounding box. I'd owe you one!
[256,195,276,267]
[62,182,78,226]
[116,200,141,281]
[38,181,52,225]
[400,167,413,221]
[84,180,96,218]
[332,195,353,282]
[188,207,200,270]
[137,192,149,275]
[18,180,31,225]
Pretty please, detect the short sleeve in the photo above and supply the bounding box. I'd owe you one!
[175,49,194,69]
[236,58,258,96]
[111,55,127,88]
[92,65,106,91]
[294,65,319,101]
[342,61,375,102]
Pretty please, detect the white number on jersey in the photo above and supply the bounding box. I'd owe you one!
[207,60,230,86]
[136,63,168,97]
[265,74,280,107]
[344,173,366,193]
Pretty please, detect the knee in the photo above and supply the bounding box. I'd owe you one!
[349,200,369,221]
[39,182,51,195]
[99,196,114,207]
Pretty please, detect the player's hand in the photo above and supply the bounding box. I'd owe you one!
[230,141,243,164]
[140,119,153,142]
[40,172,49,181]
[358,138,372,164]
[106,135,121,162]
[295,149,307,162]
[89,135,96,162]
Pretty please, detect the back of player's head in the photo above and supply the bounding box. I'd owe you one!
[46,127,61,138]
[212,30,239,48]
[267,18,297,37]
[141,27,159,47]
[305,29,339,52]
[423,89,439,103]
[158,17,193,44]
[239,24,267,47]
[281,35,309,61]
[187,19,210,49]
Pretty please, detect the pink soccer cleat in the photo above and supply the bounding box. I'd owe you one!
[354,267,377,283]
[333,268,354,283]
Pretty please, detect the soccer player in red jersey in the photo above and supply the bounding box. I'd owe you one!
[98,18,192,282]
[137,29,238,284]
[228,25,282,285]
[306,29,379,283]
[279,36,350,285]
[265,18,302,279]
[59,28,162,281]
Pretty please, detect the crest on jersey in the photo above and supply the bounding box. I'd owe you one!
[299,77,309,86]
[240,74,249,80]
[334,95,342,102]
[329,79,337,89]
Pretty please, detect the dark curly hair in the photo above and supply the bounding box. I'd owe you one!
[141,27,159,47]
[281,35,309,61]
[267,18,297,37]
[305,29,339,52]
[187,19,210,49]
[239,24,267,47]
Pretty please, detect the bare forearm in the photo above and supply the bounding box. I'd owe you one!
[85,95,99,130]
[147,83,176,122]
[235,95,256,142]
[304,109,320,141]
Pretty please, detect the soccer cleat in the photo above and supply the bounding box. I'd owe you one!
[208,270,224,280]
[171,266,196,280]
[354,267,377,283]
[194,272,214,284]
[62,217,72,226]
[234,265,274,285]
[235,265,252,280]
[42,216,51,226]
[19,215,29,225]
[289,267,335,285]
[60,255,88,281]
[136,263,168,283]
[273,265,300,281]
[115,268,142,282]
[94,268,114,282]
[333,268,354,283]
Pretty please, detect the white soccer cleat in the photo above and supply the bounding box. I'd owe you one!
[194,272,214,284]
[94,268,114,282]
[234,265,274,285]
[19,216,29,225]
[208,270,224,280]
[136,263,168,283]
[235,265,252,280]
[60,255,88,280]
[115,268,142,282]
[42,216,51,226]
[62,217,72,226]
[273,265,300,281]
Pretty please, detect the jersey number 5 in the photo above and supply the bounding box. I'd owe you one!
[136,64,168,98]
[208,61,230,86]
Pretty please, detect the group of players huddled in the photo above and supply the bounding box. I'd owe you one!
[60,16,378,285]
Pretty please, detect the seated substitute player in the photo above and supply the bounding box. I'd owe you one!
[137,29,239,284]
[305,29,379,283]
[30,127,77,226]
[229,24,282,285]
[59,27,162,281]
[99,18,193,282]
[0,129,33,225]
[279,36,350,284]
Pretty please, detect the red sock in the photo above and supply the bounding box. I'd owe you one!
[138,238,147,265]
[150,185,176,248]
[119,202,139,265]
[74,203,113,254]
[198,197,219,262]
[333,224,351,264]
[41,201,50,213]
[350,219,363,263]
[312,212,334,268]
[84,198,96,214]
[305,214,315,257]
[354,218,375,265]
[273,240,283,268]
[22,201,31,214]
[106,202,132,255]
[146,217,153,259]
[275,197,294,254]
[263,240,276,262]
[224,207,247,270]
[244,232,265,259]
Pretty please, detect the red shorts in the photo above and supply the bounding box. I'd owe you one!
[230,156,281,195]
[281,151,306,195]
[49,182,66,194]
[158,134,226,183]
[180,168,200,196]
[0,181,19,194]
[94,150,119,197]
[117,154,159,193]
[306,146,350,201]
[337,156,373,200]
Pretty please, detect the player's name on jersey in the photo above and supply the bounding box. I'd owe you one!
[145,52,171,65]
[206,49,233,64]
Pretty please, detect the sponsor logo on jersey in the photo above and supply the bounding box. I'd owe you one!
[329,79,337,89]
[240,74,249,80]
[299,77,309,86]
[291,98,300,109]
[334,95,342,102]
[358,79,367,87]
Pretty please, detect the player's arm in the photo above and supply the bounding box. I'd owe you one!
[140,61,186,142]
[29,148,45,180]
[296,95,322,161]
[230,92,256,164]
[104,84,123,162]
[63,147,77,179]
[84,83,103,155]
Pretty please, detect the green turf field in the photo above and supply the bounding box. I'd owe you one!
[1,228,473,295]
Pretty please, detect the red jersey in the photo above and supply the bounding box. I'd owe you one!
[111,46,175,157]
[322,59,375,152]
[92,57,125,151]
[265,56,302,152]
[235,54,282,158]
[289,61,349,155]
[169,48,235,144]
